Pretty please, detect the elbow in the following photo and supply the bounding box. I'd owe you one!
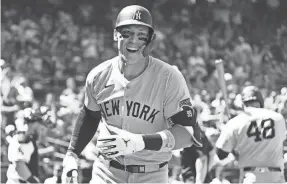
[173,140,193,150]
[170,125,194,150]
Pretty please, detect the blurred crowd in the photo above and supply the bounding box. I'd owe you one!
[1,0,287,183]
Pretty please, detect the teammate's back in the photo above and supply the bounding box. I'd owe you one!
[216,85,286,183]
[227,107,285,168]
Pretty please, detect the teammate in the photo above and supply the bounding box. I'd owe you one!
[6,108,51,184]
[216,85,286,183]
[62,5,202,184]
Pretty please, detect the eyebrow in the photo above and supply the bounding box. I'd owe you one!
[121,26,148,31]
[121,28,148,35]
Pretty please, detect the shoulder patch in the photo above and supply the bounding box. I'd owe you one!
[180,98,192,107]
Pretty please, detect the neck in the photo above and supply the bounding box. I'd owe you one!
[119,57,149,80]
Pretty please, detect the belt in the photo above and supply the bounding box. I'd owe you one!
[243,167,281,172]
[109,160,168,173]
[19,179,27,183]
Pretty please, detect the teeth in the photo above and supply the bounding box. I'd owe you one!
[127,47,138,51]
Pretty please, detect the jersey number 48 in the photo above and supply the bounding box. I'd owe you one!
[246,118,275,142]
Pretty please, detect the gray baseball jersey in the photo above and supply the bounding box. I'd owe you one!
[84,56,192,165]
[216,107,286,169]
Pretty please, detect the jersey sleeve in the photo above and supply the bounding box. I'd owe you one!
[163,67,192,119]
[8,139,25,162]
[84,70,101,112]
[215,121,237,153]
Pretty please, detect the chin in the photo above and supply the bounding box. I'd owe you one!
[121,54,134,62]
[120,51,142,63]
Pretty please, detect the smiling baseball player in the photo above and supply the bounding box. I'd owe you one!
[216,86,286,183]
[61,5,202,184]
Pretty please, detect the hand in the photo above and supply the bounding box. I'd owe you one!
[141,33,156,57]
[62,152,78,184]
[97,133,145,159]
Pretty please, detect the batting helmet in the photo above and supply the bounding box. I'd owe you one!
[23,107,55,128]
[115,5,153,32]
[241,86,264,108]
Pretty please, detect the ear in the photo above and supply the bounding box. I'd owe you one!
[113,29,118,41]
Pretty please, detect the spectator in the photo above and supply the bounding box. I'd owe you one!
[1,66,19,127]
[44,164,62,184]
[14,76,34,108]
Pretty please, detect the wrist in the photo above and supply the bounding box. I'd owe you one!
[142,134,162,151]
[142,130,175,152]
[157,129,175,151]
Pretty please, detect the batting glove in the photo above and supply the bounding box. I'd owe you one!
[243,173,256,184]
[141,33,156,57]
[62,152,79,184]
[97,133,145,159]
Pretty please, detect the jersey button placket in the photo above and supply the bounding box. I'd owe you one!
[123,86,129,168]
[122,86,128,130]
[125,86,129,98]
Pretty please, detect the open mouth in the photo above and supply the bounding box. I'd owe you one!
[126,47,139,53]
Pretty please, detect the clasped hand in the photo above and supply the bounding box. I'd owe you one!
[97,133,145,158]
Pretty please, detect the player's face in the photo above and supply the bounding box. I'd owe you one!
[114,25,149,62]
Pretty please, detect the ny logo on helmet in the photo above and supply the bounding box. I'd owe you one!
[133,10,141,20]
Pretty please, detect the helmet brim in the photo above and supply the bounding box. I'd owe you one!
[115,20,153,30]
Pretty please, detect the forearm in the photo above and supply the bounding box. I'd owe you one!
[143,124,193,151]
[15,161,39,182]
[1,105,19,112]
[68,105,101,157]
[195,156,208,184]
[38,146,54,155]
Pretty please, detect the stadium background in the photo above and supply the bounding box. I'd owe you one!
[1,0,287,183]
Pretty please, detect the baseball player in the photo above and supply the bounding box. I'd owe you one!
[216,85,286,183]
[62,5,202,184]
[6,108,51,184]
